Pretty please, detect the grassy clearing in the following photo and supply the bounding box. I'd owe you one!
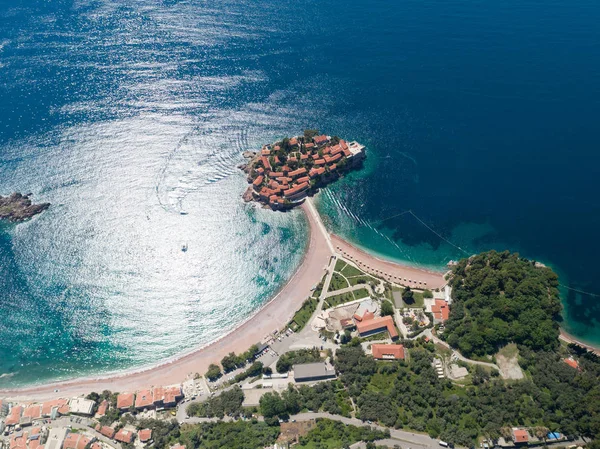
[348,275,375,286]
[289,297,318,331]
[326,291,355,308]
[328,272,349,292]
[334,259,347,272]
[353,287,370,300]
[340,263,363,277]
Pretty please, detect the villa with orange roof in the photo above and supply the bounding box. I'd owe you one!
[116,392,135,410]
[356,316,399,340]
[135,389,154,410]
[115,429,136,444]
[372,344,405,360]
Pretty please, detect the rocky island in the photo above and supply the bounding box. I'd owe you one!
[0,192,50,222]
[240,130,365,210]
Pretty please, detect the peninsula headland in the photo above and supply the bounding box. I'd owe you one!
[240,130,365,210]
[0,192,50,222]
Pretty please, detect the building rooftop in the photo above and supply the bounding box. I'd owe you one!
[116,393,135,410]
[356,316,399,339]
[135,389,153,409]
[138,429,153,442]
[293,362,336,381]
[513,429,529,443]
[372,344,405,360]
[69,398,95,416]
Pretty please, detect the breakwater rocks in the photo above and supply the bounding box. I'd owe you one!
[0,193,50,222]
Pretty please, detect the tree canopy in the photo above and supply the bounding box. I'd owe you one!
[443,250,562,357]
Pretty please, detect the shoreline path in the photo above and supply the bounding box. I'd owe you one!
[1,198,445,401]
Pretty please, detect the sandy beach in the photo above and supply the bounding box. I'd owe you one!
[331,234,447,290]
[2,199,597,402]
[0,201,335,401]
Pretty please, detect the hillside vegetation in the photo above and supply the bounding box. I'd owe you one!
[444,250,562,357]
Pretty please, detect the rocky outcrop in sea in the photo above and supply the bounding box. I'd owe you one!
[0,193,50,222]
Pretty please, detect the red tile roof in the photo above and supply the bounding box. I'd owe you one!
[269,171,284,178]
[135,389,154,409]
[432,299,450,321]
[63,434,92,449]
[300,154,309,160]
[261,156,271,171]
[304,142,315,148]
[96,400,108,417]
[41,399,69,416]
[372,344,405,360]
[97,425,116,439]
[261,149,270,156]
[164,386,182,405]
[356,316,399,339]
[564,358,579,369]
[289,137,298,146]
[340,140,348,150]
[23,404,41,419]
[296,176,310,184]
[288,167,307,177]
[354,310,374,322]
[115,429,136,444]
[117,392,135,410]
[314,159,326,165]
[138,429,153,442]
[513,429,529,443]
[314,135,328,145]
[5,406,23,426]
[283,182,309,198]
[252,175,264,187]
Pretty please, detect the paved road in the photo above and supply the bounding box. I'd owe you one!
[423,330,500,371]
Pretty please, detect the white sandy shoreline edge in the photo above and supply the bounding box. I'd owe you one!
[0,202,334,401]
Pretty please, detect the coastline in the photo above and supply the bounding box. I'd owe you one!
[2,201,599,401]
[0,202,333,401]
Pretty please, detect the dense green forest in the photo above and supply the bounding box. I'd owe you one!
[443,250,562,357]
[333,345,600,446]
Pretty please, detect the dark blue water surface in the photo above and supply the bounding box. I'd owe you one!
[1,0,599,386]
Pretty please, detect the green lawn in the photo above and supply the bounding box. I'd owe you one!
[353,287,370,300]
[326,291,355,308]
[289,297,318,331]
[340,263,363,277]
[348,275,375,286]
[328,272,349,292]
[334,259,347,272]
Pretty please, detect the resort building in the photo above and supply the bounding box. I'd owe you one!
[356,316,399,340]
[69,397,95,416]
[116,392,135,410]
[371,344,405,360]
[5,405,23,426]
[135,389,154,410]
[41,399,69,418]
[293,362,336,383]
[431,299,450,322]
[564,357,579,370]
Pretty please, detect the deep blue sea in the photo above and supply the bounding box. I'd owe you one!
[1,0,599,387]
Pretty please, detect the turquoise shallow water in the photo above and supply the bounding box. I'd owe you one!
[1,0,600,387]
